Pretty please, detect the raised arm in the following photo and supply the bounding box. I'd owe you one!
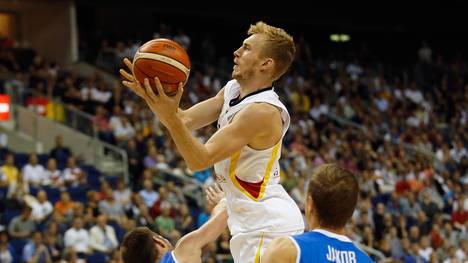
[178,87,224,131]
[261,236,297,263]
[173,199,228,263]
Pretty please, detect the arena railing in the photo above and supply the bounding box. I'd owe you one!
[3,79,130,183]
[3,78,205,205]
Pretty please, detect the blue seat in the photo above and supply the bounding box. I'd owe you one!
[87,252,107,263]
[67,186,88,204]
[44,187,61,204]
[0,186,7,199]
[109,221,125,243]
[14,153,29,169]
[9,239,28,262]
[38,154,49,167]
[1,208,21,225]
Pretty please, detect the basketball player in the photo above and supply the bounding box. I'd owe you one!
[121,184,227,263]
[120,21,304,262]
[262,164,374,263]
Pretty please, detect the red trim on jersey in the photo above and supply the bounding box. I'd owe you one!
[235,175,264,199]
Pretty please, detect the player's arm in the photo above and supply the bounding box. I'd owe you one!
[173,199,228,262]
[261,237,297,263]
[177,87,224,131]
[166,102,280,171]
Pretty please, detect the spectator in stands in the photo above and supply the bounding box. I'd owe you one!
[42,158,63,188]
[138,179,159,208]
[63,156,86,186]
[98,188,125,223]
[43,234,61,262]
[93,105,114,144]
[143,146,160,172]
[7,173,29,206]
[0,231,13,263]
[30,190,53,223]
[124,139,143,190]
[175,204,194,235]
[22,231,51,263]
[113,115,135,145]
[49,135,72,170]
[63,217,89,258]
[54,192,75,218]
[155,204,176,239]
[22,153,46,187]
[129,194,154,227]
[0,153,18,187]
[165,181,186,209]
[8,205,36,240]
[113,178,131,210]
[89,214,118,254]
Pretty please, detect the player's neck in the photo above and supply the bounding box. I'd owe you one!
[314,226,346,236]
[237,78,273,99]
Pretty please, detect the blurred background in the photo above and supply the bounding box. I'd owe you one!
[0,0,467,262]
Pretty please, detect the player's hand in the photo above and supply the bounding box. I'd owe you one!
[206,183,225,212]
[119,58,146,98]
[141,77,184,127]
[153,234,173,255]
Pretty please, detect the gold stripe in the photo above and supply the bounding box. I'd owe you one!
[229,142,281,201]
[254,233,265,263]
[258,142,280,199]
[134,51,190,77]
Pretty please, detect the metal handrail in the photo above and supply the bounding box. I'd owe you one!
[3,79,129,182]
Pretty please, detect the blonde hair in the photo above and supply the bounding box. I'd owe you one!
[248,21,295,80]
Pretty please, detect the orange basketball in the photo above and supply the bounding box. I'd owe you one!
[133,38,191,96]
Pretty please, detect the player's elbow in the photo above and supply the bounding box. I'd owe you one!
[187,162,209,172]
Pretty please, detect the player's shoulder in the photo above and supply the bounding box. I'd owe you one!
[235,103,280,128]
[262,236,297,263]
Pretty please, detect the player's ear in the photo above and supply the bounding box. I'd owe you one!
[260,58,274,72]
[306,195,314,214]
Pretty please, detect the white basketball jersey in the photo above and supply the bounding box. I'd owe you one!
[214,80,304,235]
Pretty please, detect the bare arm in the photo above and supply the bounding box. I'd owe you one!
[173,200,228,262]
[166,103,279,171]
[178,87,224,131]
[261,237,297,263]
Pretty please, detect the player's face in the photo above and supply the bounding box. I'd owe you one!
[232,34,265,81]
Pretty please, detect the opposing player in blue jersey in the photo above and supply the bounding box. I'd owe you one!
[121,184,227,263]
[262,164,374,263]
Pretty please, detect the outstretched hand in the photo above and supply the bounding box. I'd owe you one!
[153,234,173,256]
[206,183,226,214]
[119,57,184,127]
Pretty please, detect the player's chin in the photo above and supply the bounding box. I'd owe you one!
[232,71,240,79]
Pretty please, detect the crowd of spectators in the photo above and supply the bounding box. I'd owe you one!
[0,21,467,262]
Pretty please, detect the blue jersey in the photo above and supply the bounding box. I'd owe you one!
[290,229,374,263]
[160,251,178,263]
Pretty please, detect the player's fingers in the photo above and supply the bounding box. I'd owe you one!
[123,58,133,72]
[119,69,134,82]
[175,82,184,105]
[144,78,158,101]
[153,235,171,248]
[123,81,143,97]
[154,77,167,99]
[216,183,223,192]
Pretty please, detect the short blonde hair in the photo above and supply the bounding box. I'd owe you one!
[248,21,295,80]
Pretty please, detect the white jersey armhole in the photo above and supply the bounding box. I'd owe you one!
[287,236,301,263]
[171,251,180,263]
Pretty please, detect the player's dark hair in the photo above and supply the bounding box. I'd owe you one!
[308,164,359,229]
[121,227,158,263]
